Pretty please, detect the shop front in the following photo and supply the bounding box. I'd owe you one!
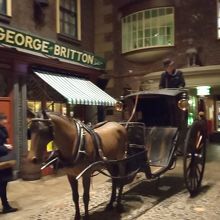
[0,25,115,173]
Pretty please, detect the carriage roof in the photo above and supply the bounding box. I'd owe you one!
[123,88,188,100]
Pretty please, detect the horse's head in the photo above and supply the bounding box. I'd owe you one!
[28,114,54,164]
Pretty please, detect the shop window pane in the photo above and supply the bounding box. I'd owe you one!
[0,74,8,97]
[28,101,42,113]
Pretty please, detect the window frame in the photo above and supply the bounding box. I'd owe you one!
[56,0,81,43]
[121,7,175,53]
[0,0,12,23]
[217,0,220,39]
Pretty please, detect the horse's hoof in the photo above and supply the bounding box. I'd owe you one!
[74,214,81,220]
[83,215,89,220]
[116,204,125,213]
[105,204,114,211]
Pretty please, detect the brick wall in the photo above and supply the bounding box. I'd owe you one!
[6,0,94,52]
[108,0,220,97]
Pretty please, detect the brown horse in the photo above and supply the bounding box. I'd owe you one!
[28,111,127,220]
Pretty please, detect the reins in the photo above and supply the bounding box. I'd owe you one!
[30,114,106,169]
[125,94,139,129]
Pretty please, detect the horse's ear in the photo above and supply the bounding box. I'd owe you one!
[42,110,49,119]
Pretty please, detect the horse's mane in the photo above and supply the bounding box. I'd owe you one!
[47,111,72,122]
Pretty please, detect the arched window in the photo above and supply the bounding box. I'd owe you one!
[122,7,174,53]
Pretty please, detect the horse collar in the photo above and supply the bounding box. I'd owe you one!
[72,120,87,162]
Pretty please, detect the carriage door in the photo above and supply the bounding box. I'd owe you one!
[0,68,13,143]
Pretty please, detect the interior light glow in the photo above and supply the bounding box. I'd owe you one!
[196,86,211,96]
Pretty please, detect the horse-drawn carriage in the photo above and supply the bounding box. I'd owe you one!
[118,88,206,196]
[28,88,206,220]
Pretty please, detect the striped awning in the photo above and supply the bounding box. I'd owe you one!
[33,70,117,106]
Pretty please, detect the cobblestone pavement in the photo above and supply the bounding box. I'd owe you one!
[1,143,220,220]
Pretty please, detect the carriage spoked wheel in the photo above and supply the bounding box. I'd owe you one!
[183,120,206,196]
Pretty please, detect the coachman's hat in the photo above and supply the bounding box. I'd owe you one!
[163,58,175,68]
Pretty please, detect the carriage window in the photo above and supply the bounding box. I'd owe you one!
[138,97,171,126]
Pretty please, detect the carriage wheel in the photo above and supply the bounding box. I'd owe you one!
[183,120,206,196]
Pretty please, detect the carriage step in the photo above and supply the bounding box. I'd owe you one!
[150,166,170,177]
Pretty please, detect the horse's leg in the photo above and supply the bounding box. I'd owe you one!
[116,163,126,212]
[116,184,124,212]
[105,178,117,210]
[67,175,80,220]
[82,175,91,219]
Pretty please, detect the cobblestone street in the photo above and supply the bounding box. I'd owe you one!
[1,142,220,220]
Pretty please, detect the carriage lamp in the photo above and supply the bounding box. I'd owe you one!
[178,99,188,111]
[115,101,124,111]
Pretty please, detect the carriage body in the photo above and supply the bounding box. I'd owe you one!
[119,88,206,196]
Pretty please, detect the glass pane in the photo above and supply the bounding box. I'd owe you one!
[159,8,165,16]
[138,12,143,20]
[218,29,220,39]
[144,38,151,46]
[132,31,137,39]
[152,28,158,36]
[158,35,165,45]
[132,39,137,49]
[166,7,173,15]
[159,27,165,36]
[138,30,143,37]
[121,7,174,51]
[132,13,136,22]
[152,9,158,17]
[138,39,143,47]
[145,10,150,19]
[145,29,151,37]
[0,0,6,14]
[152,36,158,46]
[70,1,76,12]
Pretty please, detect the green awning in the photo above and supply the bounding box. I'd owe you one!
[33,70,117,106]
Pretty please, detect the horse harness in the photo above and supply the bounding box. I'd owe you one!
[32,117,108,168]
[60,119,108,167]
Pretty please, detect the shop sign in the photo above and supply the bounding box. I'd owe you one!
[0,25,105,69]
